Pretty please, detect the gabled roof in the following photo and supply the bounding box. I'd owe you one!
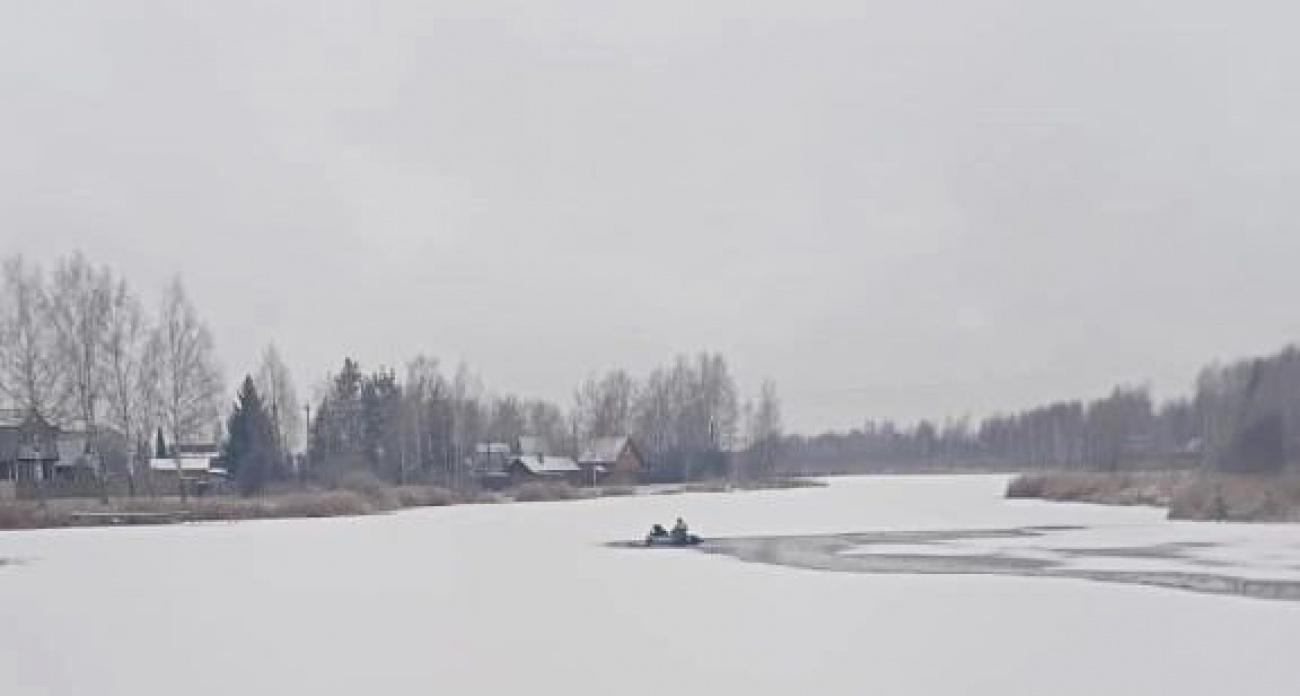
[510,454,579,474]
[578,436,635,465]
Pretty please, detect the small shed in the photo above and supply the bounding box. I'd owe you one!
[149,447,228,491]
[148,455,226,476]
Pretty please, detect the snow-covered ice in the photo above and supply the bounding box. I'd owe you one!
[2,475,1298,696]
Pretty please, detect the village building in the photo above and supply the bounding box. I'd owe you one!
[471,436,565,487]
[577,435,644,486]
[506,452,581,485]
[0,409,60,486]
[0,409,132,499]
[470,434,644,487]
[148,443,228,495]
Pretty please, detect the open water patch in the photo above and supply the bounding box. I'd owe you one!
[688,527,1300,604]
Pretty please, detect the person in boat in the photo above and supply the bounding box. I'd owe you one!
[650,523,668,537]
[671,517,689,541]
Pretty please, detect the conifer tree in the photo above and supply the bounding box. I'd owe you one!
[224,376,281,495]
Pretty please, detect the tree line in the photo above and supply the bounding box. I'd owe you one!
[782,346,1300,476]
[302,352,784,489]
[2,252,784,496]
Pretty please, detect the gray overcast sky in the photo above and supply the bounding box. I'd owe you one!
[4,1,1300,432]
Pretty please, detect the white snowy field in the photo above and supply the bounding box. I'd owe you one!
[2,475,1299,696]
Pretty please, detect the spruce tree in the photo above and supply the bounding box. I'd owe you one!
[224,376,282,495]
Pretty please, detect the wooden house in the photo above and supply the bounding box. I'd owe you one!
[0,409,60,483]
[577,436,643,486]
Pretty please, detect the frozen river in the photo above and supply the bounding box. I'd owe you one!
[2,475,1298,695]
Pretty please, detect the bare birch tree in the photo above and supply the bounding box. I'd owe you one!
[745,380,783,478]
[449,362,484,489]
[403,354,447,477]
[255,344,301,456]
[574,369,638,440]
[49,254,114,478]
[0,256,62,418]
[151,278,222,501]
[102,276,153,494]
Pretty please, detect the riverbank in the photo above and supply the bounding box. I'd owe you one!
[1006,471,1300,522]
[0,485,473,530]
[0,476,825,531]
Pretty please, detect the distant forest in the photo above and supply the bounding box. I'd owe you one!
[781,346,1300,477]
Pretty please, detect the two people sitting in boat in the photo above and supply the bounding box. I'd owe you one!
[648,518,692,543]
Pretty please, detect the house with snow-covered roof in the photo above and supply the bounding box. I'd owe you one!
[507,453,581,485]
[577,435,643,486]
[149,443,226,479]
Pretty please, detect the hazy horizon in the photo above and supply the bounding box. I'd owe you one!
[5,1,1300,432]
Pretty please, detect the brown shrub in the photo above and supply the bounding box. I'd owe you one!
[1168,475,1300,522]
[738,477,827,491]
[391,486,457,508]
[681,481,729,494]
[512,481,587,502]
[328,470,394,502]
[1006,472,1179,507]
[0,503,70,530]
[599,486,637,497]
[172,490,378,521]
[459,489,507,504]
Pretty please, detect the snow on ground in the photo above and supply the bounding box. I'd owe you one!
[1,475,1298,696]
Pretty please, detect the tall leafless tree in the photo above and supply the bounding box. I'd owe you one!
[0,256,62,419]
[255,344,301,457]
[574,369,637,440]
[150,278,222,501]
[102,276,154,494]
[49,253,114,483]
[402,354,447,477]
[449,362,484,489]
[745,380,783,479]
